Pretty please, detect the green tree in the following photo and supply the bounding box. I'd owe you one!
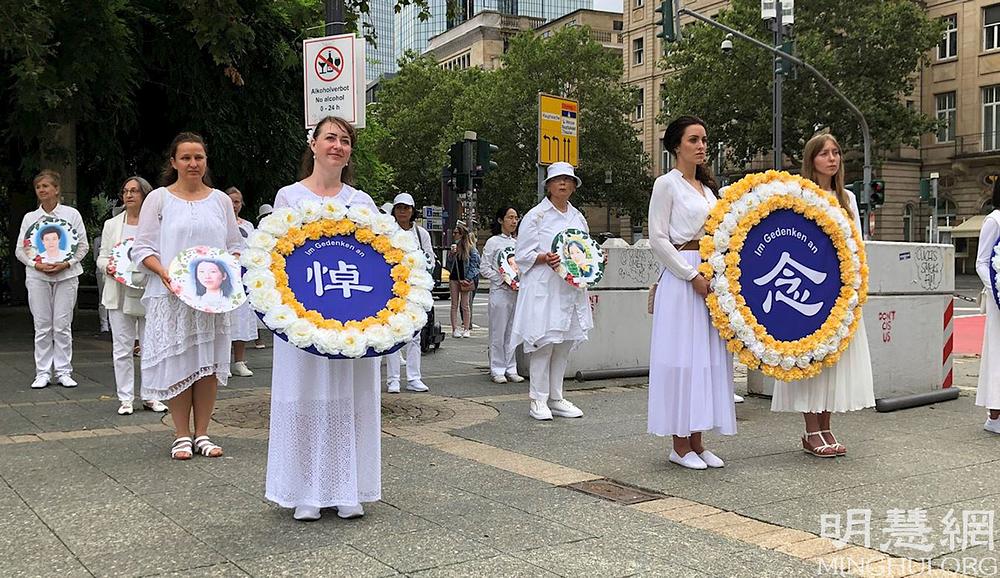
[660,0,943,169]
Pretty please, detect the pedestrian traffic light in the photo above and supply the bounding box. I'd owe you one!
[448,142,470,192]
[476,139,499,176]
[777,39,795,76]
[655,0,676,43]
[869,179,885,208]
[919,178,931,203]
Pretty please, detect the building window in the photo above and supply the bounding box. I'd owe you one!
[613,20,624,31]
[635,0,644,7]
[939,14,958,59]
[984,85,1000,150]
[986,5,1000,51]
[661,141,673,175]
[937,198,957,227]
[936,92,956,143]
[634,88,644,121]
[902,204,914,242]
[633,37,643,66]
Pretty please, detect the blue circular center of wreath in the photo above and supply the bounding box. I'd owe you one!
[283,234,394,322]
[737,209,843,342]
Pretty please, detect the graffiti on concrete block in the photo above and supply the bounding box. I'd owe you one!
[913,247,944,291]
[616,248,661,286]
[878,310,896,343]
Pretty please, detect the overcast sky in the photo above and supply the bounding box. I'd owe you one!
[593,0,623,13]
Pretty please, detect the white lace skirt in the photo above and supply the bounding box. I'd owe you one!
[231,301,259,342]
[978,298,1000,409]
[265,338,382,509]
[140,295,231,401]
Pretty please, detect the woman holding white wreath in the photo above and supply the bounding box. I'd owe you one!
[97,176,168,415]
[974,178,1000,435]
[647,116,734,470]
[511,162,591,421]
[770,133,874,457]
[482,205,524,384]
[132,132,244,460]
[264,116,383,522]
[226,186,258,377]
[16,169,89,390]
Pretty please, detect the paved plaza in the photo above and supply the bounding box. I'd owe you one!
[1,299,998,577]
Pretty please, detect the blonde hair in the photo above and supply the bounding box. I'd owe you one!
[455,222,473,260]
[802,133,853,219]
[33,169,61,189]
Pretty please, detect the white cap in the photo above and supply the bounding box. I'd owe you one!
[543,162,582,187]
[392,193,416,207]
[381,202,394,214]
[257,203,273,218]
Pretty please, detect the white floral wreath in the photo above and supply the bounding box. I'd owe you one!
[241,199,434,358]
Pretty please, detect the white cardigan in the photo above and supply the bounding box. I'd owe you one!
[96,212,145,312]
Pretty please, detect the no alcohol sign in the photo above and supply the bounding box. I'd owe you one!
[303,34,366,129]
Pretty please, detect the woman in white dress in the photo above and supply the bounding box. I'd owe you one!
[97,176,168,415]
[226,186,258,377]
[647,116,735,470]
[482,205,524,384]
[16,169,89,389]
[975,179,1000,435]
[770,133,875,457]
[511,162,592,421]
[132,132,243,460]
[264,116,382,522]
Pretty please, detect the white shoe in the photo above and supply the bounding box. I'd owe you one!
[406,380,429,392]
[117,402,134,415]
[30,375,49,389]
[143,400,168,413]
[734,394,745,403]
[452,330,463,338]
[669,450,708,470]
[505,373,525,383]
[529,400,553,420]
[548,398,583,418]
[387,381,400,394]
[336,504,364,519]
[491,374,508,384]
[462,330,472,338]
[698,450,725,468]
[56,375,78,388]
[985,418,1000,434]
[293,505,321,521]
[231,361,254,377]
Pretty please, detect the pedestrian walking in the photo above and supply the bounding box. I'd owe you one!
[384,192,432,393]
[226,186,257,377]
[770,133,874,456]
[975,178,1000,435]
[647,116,734,469]
[482,206,524,384]
[447,222,480,338]
[510,162,591,421]
[97,176,168,415]
[16,169,89,389]
[264,116,382,522]
[132,132,243,460]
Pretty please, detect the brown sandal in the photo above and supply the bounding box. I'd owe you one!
[820,430,847,456]
[801,431,838,458]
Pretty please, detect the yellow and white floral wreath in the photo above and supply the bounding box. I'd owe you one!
[698,170,869,381]
[240,200,434,358]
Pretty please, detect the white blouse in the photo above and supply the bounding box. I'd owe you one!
[481,233,516,291]
[15,203,89,282]
[648,169,716,281]
[977,210,1000,288]
[274,181,377,213]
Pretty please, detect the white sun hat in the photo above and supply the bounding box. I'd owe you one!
[543,161,582,188]
[392,193,416,207]
[257,203,274,219]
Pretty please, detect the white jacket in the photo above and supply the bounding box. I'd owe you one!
[96,212,146,314]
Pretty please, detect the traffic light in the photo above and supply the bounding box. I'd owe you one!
[777,39,795,76]
[475,139,499,176]
[655,0,676,43]
[919,178,931,204]
[869,179,885,208]
[448,142,470,192]
[847,180,866,211]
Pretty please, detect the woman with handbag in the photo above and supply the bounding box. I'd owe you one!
[975,178,1000,435]
[447,222,480,338]
[97,176,167,415]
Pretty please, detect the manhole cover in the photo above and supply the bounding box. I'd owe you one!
[213,394,458,430]
[564,479,664,505]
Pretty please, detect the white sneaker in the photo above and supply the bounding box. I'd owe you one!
[698,450,725,468]
[231,361,254,377]
[669,450,708,470]
[56,375,78,388]
[387,381,400,394]
[985,418,1000,434]
[406,380,429,392]
[529,400,553,420]
[30,375,49,389]
[548,398,583,418]
[117,402,134,415]
[491,374,508,384]
[452,330,463,338]
[734,394,745,403]
[462,330,472,338]
[336,504,364,519]
[505,373,525,383]
[293,505,321,521]
[143,400,168,413]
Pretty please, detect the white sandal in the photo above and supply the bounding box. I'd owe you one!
[193,435,223,457]
[171,436,193,461]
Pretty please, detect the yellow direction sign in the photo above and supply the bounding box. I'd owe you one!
[538,93,579,166]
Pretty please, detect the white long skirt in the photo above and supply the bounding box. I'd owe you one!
[230,301,259,342]
[978,297,1000,409]
[771,314,875,413]
[265,338,381,509]
[647,253,736,437]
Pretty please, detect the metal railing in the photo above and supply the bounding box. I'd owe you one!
[945,132,1000,156]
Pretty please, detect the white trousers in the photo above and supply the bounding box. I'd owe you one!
[108,309,145,402]
[488,288,517,376]
[528,341,573,402]
[386,335,421,383]
[26,277,78,379]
